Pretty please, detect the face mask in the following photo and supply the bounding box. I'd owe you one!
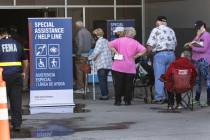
[1,35,9,39]
[93,34,98,41]
[114,33,120,38]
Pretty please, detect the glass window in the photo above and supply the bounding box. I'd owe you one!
[17,0,65,5]
[68,8,83,23]
[67,8,83,36]
[0,9,44,41]
[55,8,65,17]
[0,0,13,5]
[16,0,34,5]
[41,8,60,17]
[68,0,113,5]
[85,8,114,37]
[67,8,114,37]
[117,8,142,42]
[117,0,142,5]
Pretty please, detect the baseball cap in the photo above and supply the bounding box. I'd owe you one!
[113,27,125,33]
[156,16,167,22]
[194,20,206,30]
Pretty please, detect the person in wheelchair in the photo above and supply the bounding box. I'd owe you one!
[161,51,197,110]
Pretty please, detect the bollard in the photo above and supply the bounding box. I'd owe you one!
[0,68,10,140]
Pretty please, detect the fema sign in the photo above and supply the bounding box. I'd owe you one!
[28,18,74,113]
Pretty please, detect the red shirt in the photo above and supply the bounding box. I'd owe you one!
[165,57,197,92]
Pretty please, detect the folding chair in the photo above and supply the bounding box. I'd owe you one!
[172,68,194,110]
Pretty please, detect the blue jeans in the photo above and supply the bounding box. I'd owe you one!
[153,51,175,100]
[193,59,210,102]
[97,69,110,97]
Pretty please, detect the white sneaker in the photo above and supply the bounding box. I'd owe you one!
[74,88,85,94]
[175,105,183,109]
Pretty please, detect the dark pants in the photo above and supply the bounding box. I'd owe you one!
[97,69,110,97]
[75,56,88,89]
[193,59,210,102]
[73,56,77,81]
[168,91,181,106]
[3,73,23,127]
[112,70,135,103]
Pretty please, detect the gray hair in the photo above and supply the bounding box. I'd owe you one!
[181,51,191,59]
[75,21,84,28]
[125,27,136,38]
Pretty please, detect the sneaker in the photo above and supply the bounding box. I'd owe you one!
[99,96,109,100]
[192,99,200,105]
[74,88,85,94]
[175,105,183,109]
[200,102,208,107]
[152,100,162,104]
[167,106,173,110]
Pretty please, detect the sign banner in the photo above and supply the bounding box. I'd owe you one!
[107,19,135,41]
[28,18,74,113]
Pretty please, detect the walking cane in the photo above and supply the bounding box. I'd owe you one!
[92,61,96,101]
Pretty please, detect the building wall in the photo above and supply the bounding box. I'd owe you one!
[146,0,210,29]
[145,0,210,55]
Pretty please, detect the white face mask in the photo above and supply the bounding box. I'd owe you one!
[200,26,206,32]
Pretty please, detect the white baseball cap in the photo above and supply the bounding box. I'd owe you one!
[113,27,125,33]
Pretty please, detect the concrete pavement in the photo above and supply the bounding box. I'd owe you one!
[12,96,210,140]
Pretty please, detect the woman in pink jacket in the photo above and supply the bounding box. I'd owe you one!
[109,27,146,105]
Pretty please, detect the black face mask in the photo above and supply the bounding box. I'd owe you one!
[1,35,9,39]
[114,33,120,38]
[93,34,98,41]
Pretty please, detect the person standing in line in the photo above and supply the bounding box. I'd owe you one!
[74,21,95,93]
[88,28,112,100]
[0,28,28,131]
[113,26,125,38]
[147,16,177,103]
[186,20,210,106]
[109,27,146,105]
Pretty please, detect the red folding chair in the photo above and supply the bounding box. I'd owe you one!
[172,68,194,110]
